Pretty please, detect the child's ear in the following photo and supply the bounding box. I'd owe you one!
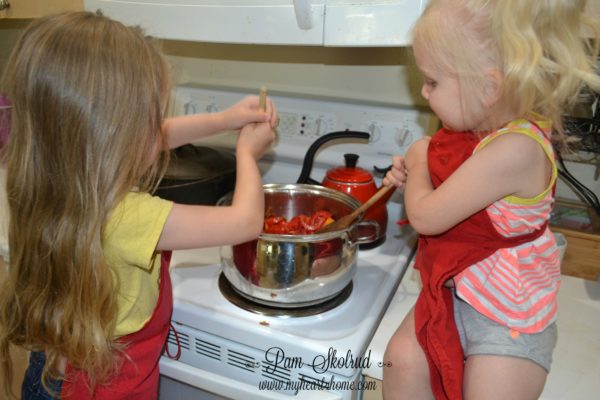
[482,68,504,108]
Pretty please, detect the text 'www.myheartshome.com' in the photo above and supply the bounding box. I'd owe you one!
[258,376,378,392]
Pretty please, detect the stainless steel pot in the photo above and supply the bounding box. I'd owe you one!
[219,183,379,307]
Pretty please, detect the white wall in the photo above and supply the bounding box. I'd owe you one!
[162,41,426,108]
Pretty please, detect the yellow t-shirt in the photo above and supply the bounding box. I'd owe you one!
[104,192,173,337]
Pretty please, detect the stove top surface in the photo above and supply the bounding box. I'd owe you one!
[167,223,416,376]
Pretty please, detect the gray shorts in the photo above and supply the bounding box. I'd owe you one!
[453,293,557,372]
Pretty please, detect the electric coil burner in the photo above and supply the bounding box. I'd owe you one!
[158,84,432,400]
[218,273,353,317]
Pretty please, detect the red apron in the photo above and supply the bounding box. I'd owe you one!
[413,128,549,400]
[61,251,173,399]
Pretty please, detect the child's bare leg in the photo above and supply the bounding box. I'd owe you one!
[382,307,433,400]
[463,355,547,400]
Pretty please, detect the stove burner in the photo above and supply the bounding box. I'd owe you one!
[218,273,353,317]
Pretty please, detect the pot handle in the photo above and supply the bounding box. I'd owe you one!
[352,220,381,245]
[296,130,370,184]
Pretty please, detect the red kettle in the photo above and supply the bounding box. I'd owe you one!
[297,131,394,246]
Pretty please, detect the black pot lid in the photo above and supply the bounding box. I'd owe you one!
[164,144,236,180]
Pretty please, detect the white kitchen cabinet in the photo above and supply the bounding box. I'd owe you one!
[84,0,429,47]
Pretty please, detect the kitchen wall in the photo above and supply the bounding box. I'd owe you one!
[1,19,599,206]
[162,40,425,108]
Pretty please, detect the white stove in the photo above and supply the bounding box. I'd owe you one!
[158,85,435,399]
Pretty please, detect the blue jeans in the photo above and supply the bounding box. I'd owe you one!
[21,352,62,400]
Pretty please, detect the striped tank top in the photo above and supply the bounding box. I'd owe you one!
[455,118,561,334]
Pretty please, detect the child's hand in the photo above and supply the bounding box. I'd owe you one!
[405,137,431,170]
[223,96,278,131]
[383,155,408,188]
[236,120,276,160]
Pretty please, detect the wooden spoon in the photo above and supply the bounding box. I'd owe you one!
[258,86,267,111]
[317,185,395,234]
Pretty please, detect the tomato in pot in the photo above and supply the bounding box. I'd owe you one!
[306,210,334,232]
[263,210,334,235]
[263,216,288,234]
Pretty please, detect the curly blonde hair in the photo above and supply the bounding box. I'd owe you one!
[413,0,600,141]
[0,12,171,397]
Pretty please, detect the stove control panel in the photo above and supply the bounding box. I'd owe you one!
[277,110,337,138]
[171,84,438,170]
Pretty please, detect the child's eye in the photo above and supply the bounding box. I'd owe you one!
[424,78,437,88]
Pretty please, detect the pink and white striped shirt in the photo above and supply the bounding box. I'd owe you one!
[455,118,561,334]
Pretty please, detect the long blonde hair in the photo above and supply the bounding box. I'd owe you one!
[0,11,171,396]
[413,0,600,140]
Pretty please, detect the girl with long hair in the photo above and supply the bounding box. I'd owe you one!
[0,11,277,399]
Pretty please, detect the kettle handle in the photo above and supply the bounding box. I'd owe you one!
[296,130,370,184]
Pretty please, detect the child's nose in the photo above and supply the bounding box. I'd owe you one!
[421,85,430,100]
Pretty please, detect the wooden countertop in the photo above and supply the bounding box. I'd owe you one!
[551,226,600,282]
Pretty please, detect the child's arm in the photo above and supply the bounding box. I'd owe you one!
[162,95,277,148]
[156,119,275,250]
[404,133,551,235]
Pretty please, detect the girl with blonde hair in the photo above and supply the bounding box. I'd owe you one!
[0,11,277,399]
[383,0,600,399]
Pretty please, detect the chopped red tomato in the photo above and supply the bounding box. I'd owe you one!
[263,210,334,234]
[307,210,334,231]
[286,215,310,234]
[263,216,288,234]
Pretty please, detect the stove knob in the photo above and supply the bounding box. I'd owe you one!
[183,101,197,115]
[395,127,413,148]
[206,102,219,113]
[367,122,381,143]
